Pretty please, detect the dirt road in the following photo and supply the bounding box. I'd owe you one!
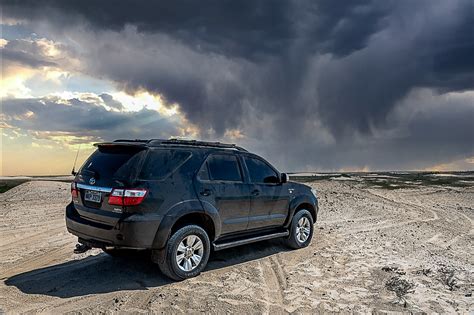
[0,180,472,313]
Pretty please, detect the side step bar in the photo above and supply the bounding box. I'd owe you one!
[213,230,289,251]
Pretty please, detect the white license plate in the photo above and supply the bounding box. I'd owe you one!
[84,190,101,203]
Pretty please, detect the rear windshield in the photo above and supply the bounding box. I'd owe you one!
[139,149,191,180]
[79,146,146,184]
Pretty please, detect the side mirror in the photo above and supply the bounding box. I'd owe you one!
[280,173,288,183]
[264,175,280,184]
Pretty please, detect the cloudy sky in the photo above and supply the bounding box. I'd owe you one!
[1,0,473,175]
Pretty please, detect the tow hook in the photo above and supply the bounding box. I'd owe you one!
[73,243,91,254]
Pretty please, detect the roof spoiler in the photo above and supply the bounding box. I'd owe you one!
[93,141,148,147]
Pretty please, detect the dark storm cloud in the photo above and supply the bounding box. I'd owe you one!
[2,0,293,60]
[1,39,57,68]
[99,93,124,111]
[1,0,392,59]
[268,90,474,171]
[1,47,56,68]
[2,0,474,170]
[2,97,181,141]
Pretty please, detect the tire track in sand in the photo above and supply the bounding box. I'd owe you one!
[0,243,72,279]
[259,255,287,314]
[338,187,440,235]
[0,224,65,250]
[120,289,155,312]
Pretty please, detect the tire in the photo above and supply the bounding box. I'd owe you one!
[152,225,211,281]
[285,209,314,249]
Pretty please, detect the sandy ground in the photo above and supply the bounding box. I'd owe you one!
[0,180,472,314]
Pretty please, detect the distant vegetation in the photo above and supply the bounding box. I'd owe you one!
[1,172,472,193]
[289,171,474,189]
[0,176,73,193]
[0,179,30,193]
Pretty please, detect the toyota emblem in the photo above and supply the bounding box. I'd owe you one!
[89,177,96,185]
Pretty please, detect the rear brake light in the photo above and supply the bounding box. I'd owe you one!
[108,189,124,205]
[108,188,148,206]
[71,182,79,198]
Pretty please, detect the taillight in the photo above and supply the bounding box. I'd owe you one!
[108,189,124,205]
[108,188,148,206]
[71,182,79,199]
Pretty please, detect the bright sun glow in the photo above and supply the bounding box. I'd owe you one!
[0,70,34,98]
[0,38,8,48]
[110,91,179,116]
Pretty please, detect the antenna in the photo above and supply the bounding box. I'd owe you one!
[71,144,81,176]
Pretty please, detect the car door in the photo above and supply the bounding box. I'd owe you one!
[243,155,290,230]
[194,153,250,235]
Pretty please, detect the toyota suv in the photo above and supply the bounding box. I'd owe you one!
[66,139,318,280]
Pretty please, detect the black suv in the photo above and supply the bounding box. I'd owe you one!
[66,139,318,280]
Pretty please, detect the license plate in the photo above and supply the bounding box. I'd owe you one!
[84,190,101,203]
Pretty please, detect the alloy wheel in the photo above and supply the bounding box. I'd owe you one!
[296,217,311,243]
[175,234,204,272]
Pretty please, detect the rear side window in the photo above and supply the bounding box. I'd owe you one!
[79,146,145,183]
[139,149,191,180]
[244,156,279,183]
[197,162,210,180]
[206,154,242,182]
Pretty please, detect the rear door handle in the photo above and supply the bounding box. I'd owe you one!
[200,189,212,196]
[251,189,260,196]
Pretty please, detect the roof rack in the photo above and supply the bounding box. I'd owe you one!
[149,138,248,152]
[112,139,150,143]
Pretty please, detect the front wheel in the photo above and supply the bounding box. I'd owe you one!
[285,209,314,249]
[152,225,210,281]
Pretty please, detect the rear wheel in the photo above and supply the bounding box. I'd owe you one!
[152,225,210,281]
[285,209,314,249]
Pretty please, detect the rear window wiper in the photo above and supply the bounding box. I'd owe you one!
[113,178,130,187]
[82,169,100,179]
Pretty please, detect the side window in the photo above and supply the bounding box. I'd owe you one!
[139,149,191,180]
[244,157,279,184]
[197,161,210,180]
[207,154,242,182]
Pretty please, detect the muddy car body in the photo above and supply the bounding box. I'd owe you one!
[66,139,318,280]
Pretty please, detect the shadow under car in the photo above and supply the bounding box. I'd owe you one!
[5,239,290,298]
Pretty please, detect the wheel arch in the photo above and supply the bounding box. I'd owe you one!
[152,200,221,249]
[285,195,318,228]
[294,202,317,223]
[170,212,216,242]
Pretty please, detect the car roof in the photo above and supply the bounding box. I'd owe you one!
[94,139,280,174]
[94,139,248,153]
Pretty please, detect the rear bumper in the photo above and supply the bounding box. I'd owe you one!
[65,203,162,249]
